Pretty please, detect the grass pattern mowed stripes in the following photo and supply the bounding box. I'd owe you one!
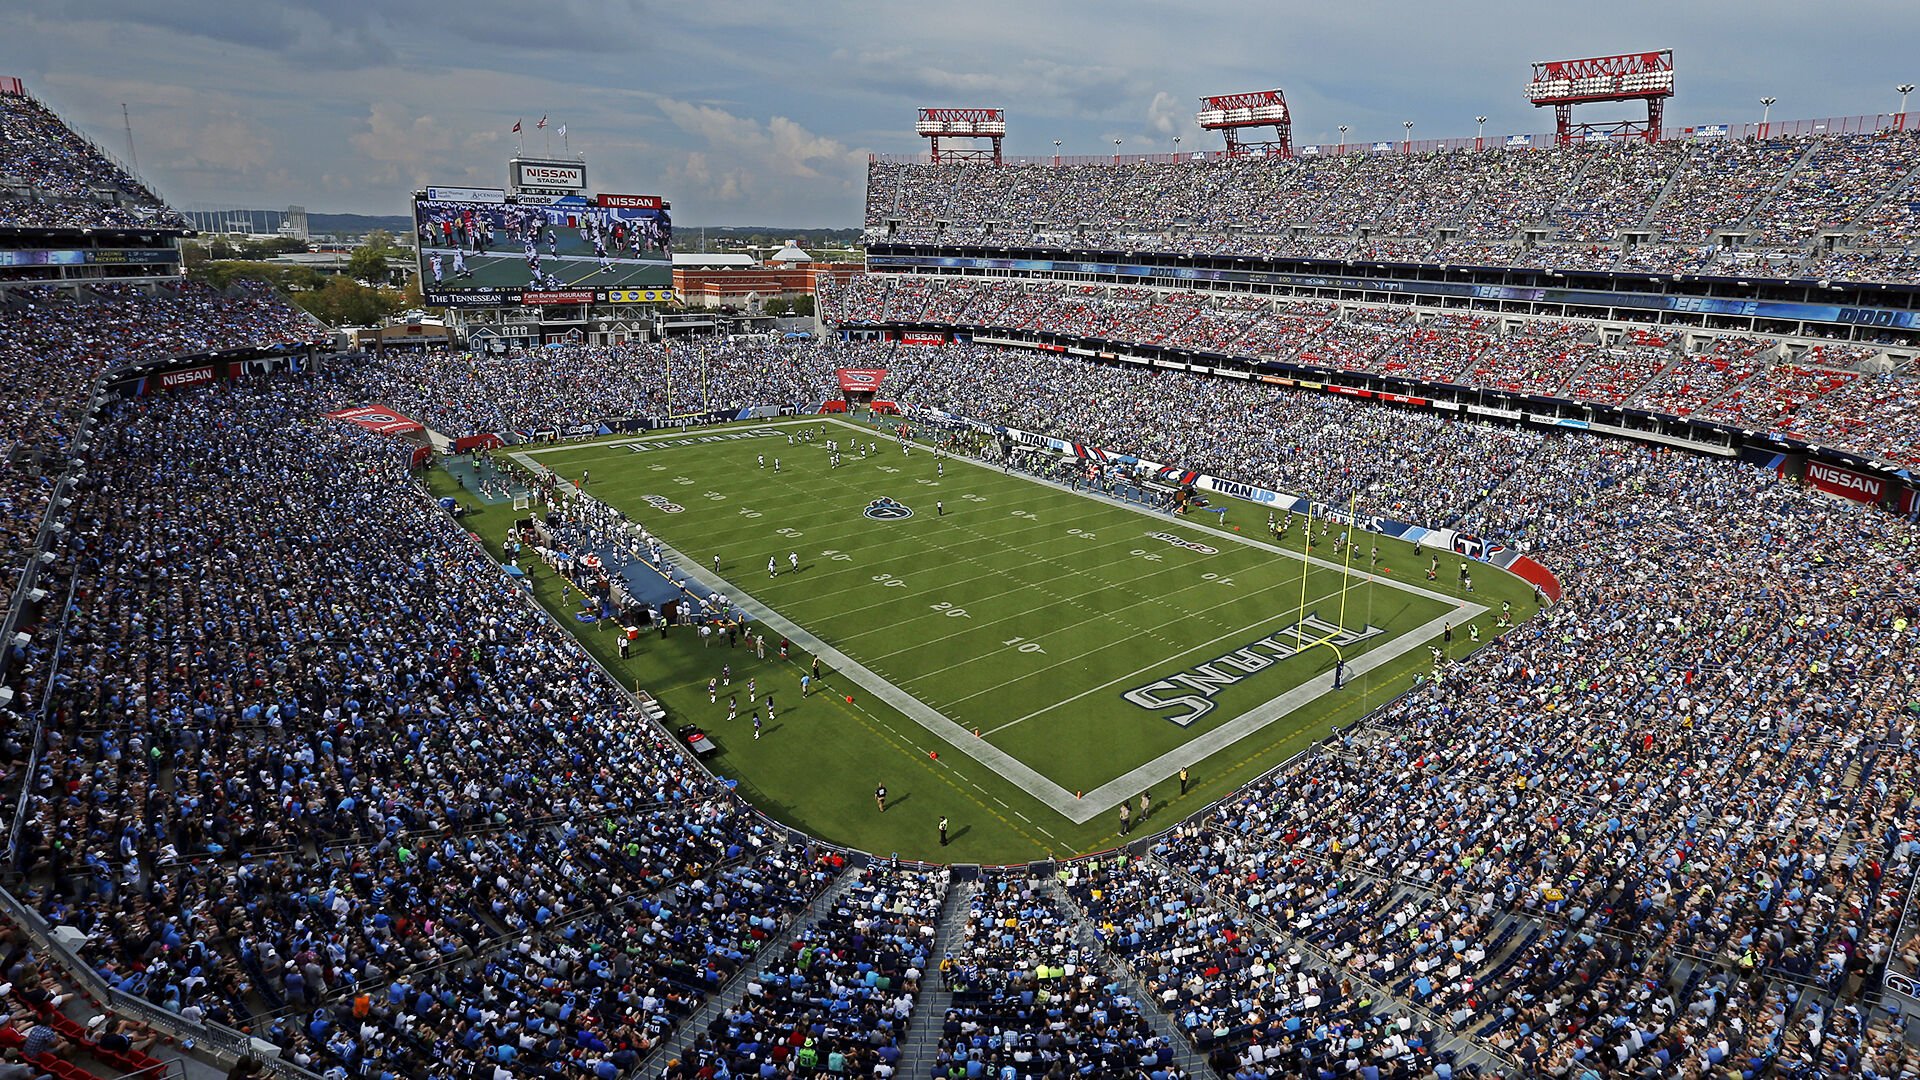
[441,417,1537,861]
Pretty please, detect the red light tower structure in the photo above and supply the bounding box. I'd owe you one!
[1196,89,1293,157]
[916,108,1005,165]
[1527,50,1674,145]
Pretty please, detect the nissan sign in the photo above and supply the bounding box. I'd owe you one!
[513,161,586,191]
[1806,460,1884,504]
[598,193,663,209]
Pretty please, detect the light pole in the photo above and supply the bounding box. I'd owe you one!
[1172,135,1181,162]
[1475,115,1488,152]
[1759,96,1776,138]
[1113,138,1123,165]
[1898,84,1915,131]
[1052,138,1061,166]
[1403,120,1414,155]
[1337,124,1348,155]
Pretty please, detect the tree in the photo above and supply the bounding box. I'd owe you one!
[346,245,389,286]
[790,295,815,317]
[293,277,401,327]
[762,297,792,317]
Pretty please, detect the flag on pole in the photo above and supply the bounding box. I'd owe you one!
[511,120,521,133]
[557,124,566,137]
[537,116,548,129]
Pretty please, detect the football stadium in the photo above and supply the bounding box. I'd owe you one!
[2,15,1920,1080]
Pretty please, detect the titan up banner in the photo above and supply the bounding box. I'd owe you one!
[1805,460,1885,504]
[325,405,425,436]
[836,368,888,393]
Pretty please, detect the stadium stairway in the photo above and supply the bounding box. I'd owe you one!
[1043,879,1220,1079]
[1640,147,1695,231]
[635,860,859,1076]
[896,877,979,1079]
[1733,138,1826,239]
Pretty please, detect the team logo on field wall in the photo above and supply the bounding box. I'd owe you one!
[864,497,914,521]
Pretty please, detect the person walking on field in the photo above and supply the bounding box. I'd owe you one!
[938,816,949,847]
[875,784,888,813]
[1119,801,1131,836]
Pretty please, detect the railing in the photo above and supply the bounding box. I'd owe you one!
[0,888,320,1079]
[867,109,1920,166]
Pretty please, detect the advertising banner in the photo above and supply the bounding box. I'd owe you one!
[426,186,506,203]
[521,289,597,305]
[1506,134,1534,148]
[326,404,425,436]
[1899,487,1920,515]
[900,332,947,345]
[598,193,663,209]
[0,248,179,267]
[604,288,675,303]
[156,367,216,391]
[513,160,586,191]
[836,368,889,392]
[1805,460,1885,503]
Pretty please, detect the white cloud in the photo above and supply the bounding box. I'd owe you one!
[1146,91,1182,136]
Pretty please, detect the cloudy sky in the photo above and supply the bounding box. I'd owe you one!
[4,1,1915,226]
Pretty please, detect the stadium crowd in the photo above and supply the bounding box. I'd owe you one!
[0,91,184,230]
[339,340,893,438]
[4,81,1920,1078]
[0,290,1916,1078]
[936,871,1193,1078]
[865,130,1920,283]
[820,275,1920,466]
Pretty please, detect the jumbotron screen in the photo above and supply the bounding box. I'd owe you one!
[413,189,671,302]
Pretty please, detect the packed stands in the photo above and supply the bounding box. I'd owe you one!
[865,129,1920,283]
[822,274,1920,465]
[0,89,184,230]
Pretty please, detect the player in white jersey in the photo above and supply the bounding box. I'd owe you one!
[429,253,443,285]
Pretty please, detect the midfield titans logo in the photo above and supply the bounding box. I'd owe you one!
[864,497,913,521]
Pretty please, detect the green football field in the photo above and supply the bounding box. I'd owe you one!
[433,415,1538,862]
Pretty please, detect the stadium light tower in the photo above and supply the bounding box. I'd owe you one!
[1196,88,1293,157]
[1337,124,1348,155]
[1900,84,1916,131]
[1760,96,1777,138]
[1172,135,1182,162]
[916,108,1005,165]
[1526,49,1674,145]
[1403,120,1413,155]
[1475,115,1489,151]
[1113,138,1122,164]
[1052,139,1061,166]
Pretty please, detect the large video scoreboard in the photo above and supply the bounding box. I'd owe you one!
[413,164,673,306]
